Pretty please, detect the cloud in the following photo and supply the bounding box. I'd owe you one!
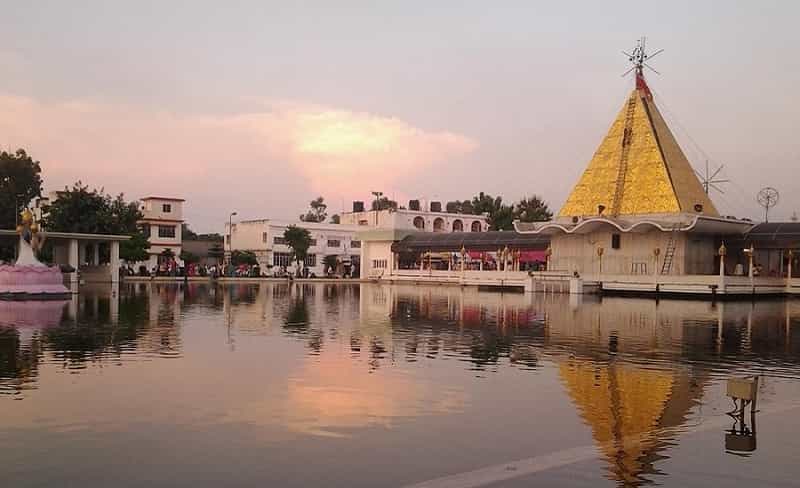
[0,95,477,229]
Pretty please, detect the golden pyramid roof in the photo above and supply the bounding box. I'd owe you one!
[559,74,718,218]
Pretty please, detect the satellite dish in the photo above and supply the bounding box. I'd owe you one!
[757,187,779,222]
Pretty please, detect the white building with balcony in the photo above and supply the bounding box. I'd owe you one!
[339,203,490,279]
[339,207,488,233]
[225,219,361,276]
[137,197,184,269]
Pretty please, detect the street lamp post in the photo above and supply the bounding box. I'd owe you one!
[228,211,237,265]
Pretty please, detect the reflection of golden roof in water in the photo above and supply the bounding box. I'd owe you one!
[559,74,718,217]
[559,360,702,486]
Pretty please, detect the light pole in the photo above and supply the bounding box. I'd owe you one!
[371,191,383,226]
[228,211,237,265]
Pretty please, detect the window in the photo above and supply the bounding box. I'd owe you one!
[273,252,292,267]
[433,218,445,232]
[304,254,317,267]
[226,234,230,244]
[309,239,317,246]
[452,220,463,232]
[262,232,268,243]
[327,239,341,247]
[471,221,482,232]
[162,203,172,213]
[413,217,425,229]
[158,225,176,238]
[372,259,388,269]
[274,236,286,245]
[351,240,361,248]
[359,220,369,225]
[611,233,621,249]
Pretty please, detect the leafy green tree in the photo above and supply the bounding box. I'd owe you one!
[43,182,140,234]
[371,196,398,211]
[283,225,312,270]
[160,248,175,260]
[179,250,199,264]
[445,201,462,213]
[181,223,199,240]
[300,196,328,223]
[469,192,514,230]
[0,149,43,229]
[121,232,150,262]
[323,254,338,271]
[43,182,151,261]
[230,250,257,266]
[514,195,552,222]
[329,214,340,224]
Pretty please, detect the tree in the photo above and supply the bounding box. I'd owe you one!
[43,182,142,235]
[446,201,462,213]
[230,250,257,266]
[330,214,340,224]
[161,248,175,260]
[300,196,328,223]
[43,182,150,261]
[197,232,224,242]
[121,232,150,262]
[514,195,552,222]
[469,192,515,230]
[371,196,398,211]
[181,223,199,240]
[0,149,43,230]
[283,225,312,271]
[179,250,199,264]
[323,254,338,272]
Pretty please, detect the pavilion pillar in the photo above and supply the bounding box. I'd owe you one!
[68,239,79,286]
[91,242,100,266]
[787,250,793,288]
[110,241,120,283]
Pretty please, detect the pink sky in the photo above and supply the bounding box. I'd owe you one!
[2,2,798,231]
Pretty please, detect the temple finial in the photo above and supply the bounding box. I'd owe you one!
[621,37,663,100]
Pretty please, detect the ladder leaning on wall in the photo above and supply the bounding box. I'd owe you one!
[660,228,679,275]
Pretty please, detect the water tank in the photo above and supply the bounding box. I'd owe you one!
[430,201,442,213]
[353,201,365,212]
[409,200,421,211]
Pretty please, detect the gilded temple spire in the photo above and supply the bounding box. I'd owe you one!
[558,39,718,218]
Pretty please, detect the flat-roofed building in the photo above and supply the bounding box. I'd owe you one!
[137,197,185,269]
[225,219,361,276]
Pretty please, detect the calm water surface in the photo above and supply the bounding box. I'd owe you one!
[2,283,800,487]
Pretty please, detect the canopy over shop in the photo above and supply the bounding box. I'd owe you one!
[390,231,551,271]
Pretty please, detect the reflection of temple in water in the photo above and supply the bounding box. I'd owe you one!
[4,282,799,483]
[358,284,800,485]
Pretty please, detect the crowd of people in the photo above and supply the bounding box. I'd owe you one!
[120,260,359,279]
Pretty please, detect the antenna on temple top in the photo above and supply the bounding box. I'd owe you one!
[621,37,663,77]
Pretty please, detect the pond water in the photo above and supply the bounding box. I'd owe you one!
[2,283,800,487]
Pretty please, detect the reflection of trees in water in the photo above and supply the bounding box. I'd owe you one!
[1,288,184,394]
[284,297,309,334]
[0,327,43,395]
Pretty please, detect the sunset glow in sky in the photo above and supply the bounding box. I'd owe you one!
[2,1,798,230]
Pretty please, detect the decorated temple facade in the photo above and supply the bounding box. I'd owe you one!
[516,44,752,278]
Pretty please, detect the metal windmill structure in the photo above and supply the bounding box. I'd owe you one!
[757,187,779,223]
[695,160,730,195]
